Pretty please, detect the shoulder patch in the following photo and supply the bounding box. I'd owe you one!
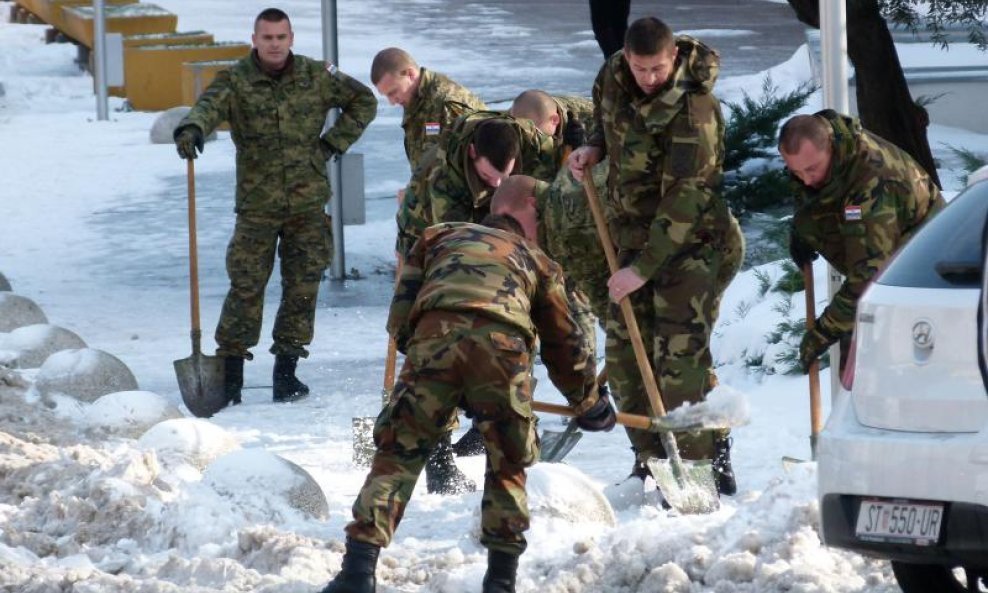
[424,122,441,136]
[844,205,862,221]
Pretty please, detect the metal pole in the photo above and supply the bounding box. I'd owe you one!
[321,0,345,280]
[93,0,109,120]
[820,0,849,400]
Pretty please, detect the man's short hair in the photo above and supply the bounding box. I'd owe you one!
[624,17,675,56]
[778,114,831,155]
[480,213,525,236]
[490,175,537,214]
[509,90,555,126]
[255,8,291,31]
[473,120,520,172]
[370,48,417,85]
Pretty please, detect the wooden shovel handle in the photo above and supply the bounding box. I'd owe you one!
[581,175,668,417]
[803,263,823,456]
[532,400,652,430]
[383,258,403,394]
[186,158,202,353]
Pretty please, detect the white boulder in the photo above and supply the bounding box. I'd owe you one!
[34,348,138,403]
[203,449,329,520]
[0,293,47,332]
[149,106,218,144]
[0,324,86,369]
[86,391,184,438]
[138,417,240,470]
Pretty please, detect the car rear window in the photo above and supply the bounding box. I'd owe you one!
[877,182,988,289]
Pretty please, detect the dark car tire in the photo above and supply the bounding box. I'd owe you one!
[891,561,986,593]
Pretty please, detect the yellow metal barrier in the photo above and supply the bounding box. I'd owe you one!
[124,43,250,111]
[31,0,137,32]
[61,3,177,48]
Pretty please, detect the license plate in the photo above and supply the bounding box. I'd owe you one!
[854,498,944,546]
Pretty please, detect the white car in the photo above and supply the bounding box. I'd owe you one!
[817,178,988,592]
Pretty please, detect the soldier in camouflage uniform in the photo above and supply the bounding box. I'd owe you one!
[370,47,488,495]
[568,17,744,495]
[429,111,558,226]
[490,173,610,358]
[368,48,487,256]
[508,90,595,171]
[317,215,616,593]
[174,8,376,406]
[780,110,945,372]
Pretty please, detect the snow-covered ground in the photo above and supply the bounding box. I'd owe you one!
[1,2,986,592]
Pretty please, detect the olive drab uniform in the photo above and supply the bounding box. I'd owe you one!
[394,68,486,257]
[178,52,377,359]
[790,110,946,339]
[588,36,744,462]
[345,222,598,555]
[429,111,558,225]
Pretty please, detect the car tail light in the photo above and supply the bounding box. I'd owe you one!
[841,333,857,391]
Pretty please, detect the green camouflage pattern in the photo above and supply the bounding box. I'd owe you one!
[587,36,743,461]
[605,216,743,461]
[400,67,486,169]
[346,223,598,554]
[394,145,440,257]
[790,110,946,337]
[430,112,559,224]
[179,52,377,215]
[535,161,611,323]
[215,210,333,359]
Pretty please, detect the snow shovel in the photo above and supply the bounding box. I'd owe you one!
[539,367,612,462]
[581,175,719,514]
[352,259,403,466]
[174,158,227,418]
[784,262,824,468]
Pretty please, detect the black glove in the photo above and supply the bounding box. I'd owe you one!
[174,125,204,160]
[788,229,818,268]
[562,111,586,149]
[576,385,617,432]
[320,138,341,162]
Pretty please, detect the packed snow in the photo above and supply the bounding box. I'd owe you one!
[2,1,986,592]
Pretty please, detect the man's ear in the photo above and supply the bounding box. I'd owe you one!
[549,112,561,133]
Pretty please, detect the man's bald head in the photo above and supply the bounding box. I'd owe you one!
[509,90,559,135]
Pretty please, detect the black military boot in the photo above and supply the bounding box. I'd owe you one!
[451,425,486,457]
[712,434,738,496]
[224,356,244,405]
[273,355,310,403]
[482,550,519,593]
[425,432,476,495]
[317,538,379,593]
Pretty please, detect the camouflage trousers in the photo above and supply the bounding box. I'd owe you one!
[345,311,539,555]
[605,227,743,462]
[215,209,332,360]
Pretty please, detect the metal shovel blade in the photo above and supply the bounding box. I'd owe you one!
[174,353,227,418]
[539,419,583,463]
[646,457,720,514]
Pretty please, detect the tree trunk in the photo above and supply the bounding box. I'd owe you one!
[785,0,941,187]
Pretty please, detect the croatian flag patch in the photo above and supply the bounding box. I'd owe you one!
[844,205,862,221]
[424,122,440,136]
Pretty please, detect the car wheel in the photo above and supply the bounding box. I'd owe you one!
[891,561,987,592]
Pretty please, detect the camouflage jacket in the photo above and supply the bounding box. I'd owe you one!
[587,36,734,281]
[550,95,595,165]
[401,67,486,170]
[387,222,598,411]
[790,110,946,336]
[430,111,558,224]
[179,51,377,215]
[534,162,611,319]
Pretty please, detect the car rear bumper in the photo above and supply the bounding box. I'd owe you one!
[820,494,988,569]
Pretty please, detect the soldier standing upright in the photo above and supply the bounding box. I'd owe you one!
[369,47,486,256]
[316,215,616,593]
[173,8,376,406]
[568,17,744,495]
[780,111,945,373]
